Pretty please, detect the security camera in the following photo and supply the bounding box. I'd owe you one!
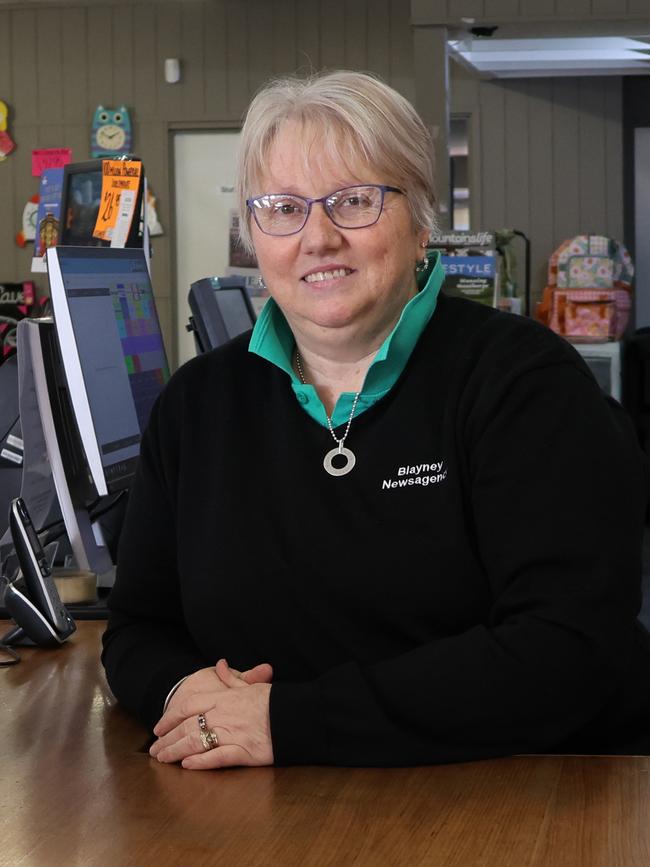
[469,25,498,37]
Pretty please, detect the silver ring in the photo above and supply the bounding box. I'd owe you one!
[200,729,219,751]
[197,713,208,732]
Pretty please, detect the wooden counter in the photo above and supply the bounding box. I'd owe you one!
[2,620,650,866]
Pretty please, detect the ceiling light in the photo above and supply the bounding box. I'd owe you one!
[449,36,650,78]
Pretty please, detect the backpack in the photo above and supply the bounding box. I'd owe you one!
[536,235,634,341]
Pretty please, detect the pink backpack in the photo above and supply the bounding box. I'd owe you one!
[543,235,634,341]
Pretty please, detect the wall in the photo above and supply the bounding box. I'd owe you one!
[0,0,628,357]
[452,62,623,308]
[0,0,415,363]
[412,0,650,28]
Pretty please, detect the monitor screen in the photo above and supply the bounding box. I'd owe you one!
[46,246,170,496]
[212,288,254,336]
[188,277,257,354]
[61,163,105,247]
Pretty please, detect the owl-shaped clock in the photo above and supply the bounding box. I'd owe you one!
[91,105,132,158]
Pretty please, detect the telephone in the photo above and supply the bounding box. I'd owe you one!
[1,498,76,647]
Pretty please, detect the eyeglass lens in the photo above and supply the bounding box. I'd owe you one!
[250,185,386,235]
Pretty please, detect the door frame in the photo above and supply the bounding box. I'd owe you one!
[167,121,242,369]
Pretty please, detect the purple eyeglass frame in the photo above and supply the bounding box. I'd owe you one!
[246,184,403,236]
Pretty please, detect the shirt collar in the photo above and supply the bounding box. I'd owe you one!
[248,250,444,392]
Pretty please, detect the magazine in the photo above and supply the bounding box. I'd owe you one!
[428,230,498,307]
[31,168,65,273]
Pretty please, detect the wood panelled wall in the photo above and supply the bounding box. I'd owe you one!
[453,64,623,308]
[0,0,626,360]
[412,0,650,24]
[0,0,414,361]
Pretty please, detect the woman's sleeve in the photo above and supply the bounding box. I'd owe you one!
[101,390,208,730]
[269,360,650,766]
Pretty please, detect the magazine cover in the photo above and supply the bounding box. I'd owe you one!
[32,167,65,270]
[428,230,498,307]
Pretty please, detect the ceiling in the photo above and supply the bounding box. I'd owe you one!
[449,35,650,78]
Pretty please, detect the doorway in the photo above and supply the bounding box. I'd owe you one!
[172,129,241,369]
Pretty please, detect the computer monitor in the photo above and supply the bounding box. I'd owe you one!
[46,246,170,499]
[8,317,114,589]
[60,158,144,248]
[187,276,257,354]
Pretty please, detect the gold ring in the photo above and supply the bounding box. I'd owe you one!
[197,713,208,732]
[200,729,219,751]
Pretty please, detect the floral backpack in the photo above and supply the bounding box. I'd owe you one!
[536,235,634,341]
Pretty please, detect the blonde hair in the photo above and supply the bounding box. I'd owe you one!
[236,69,437,253]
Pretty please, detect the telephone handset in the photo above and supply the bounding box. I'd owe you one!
[2,498,76,647]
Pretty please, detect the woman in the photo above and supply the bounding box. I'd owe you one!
[102,70,650,770]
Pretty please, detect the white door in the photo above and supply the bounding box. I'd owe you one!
[172,129,241,369]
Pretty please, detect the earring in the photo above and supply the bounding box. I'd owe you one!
[415,240,429,273]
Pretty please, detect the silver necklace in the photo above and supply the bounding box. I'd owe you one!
[295,350,360,477]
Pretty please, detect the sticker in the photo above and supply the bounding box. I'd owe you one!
[6,434,23,450]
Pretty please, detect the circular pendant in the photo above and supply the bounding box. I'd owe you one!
[323,446,356,477]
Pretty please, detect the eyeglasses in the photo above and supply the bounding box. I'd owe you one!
[246,184,403,236]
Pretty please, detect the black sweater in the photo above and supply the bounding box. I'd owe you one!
[102,294,650,765]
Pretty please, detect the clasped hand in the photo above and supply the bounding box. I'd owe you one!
[149,659,273,770]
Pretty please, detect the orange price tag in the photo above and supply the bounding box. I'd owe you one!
[93,160,141,245]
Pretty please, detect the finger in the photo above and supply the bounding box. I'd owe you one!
[154,697,204,737]
[151,714,198,758]
[153,692,217,737]
[150,721,188,757]
[241,663,274,685]
[154,720,212,764]
[215,658,248,688]
[215,659,274,686]
[155,733,197,763]
[182,744,247,770]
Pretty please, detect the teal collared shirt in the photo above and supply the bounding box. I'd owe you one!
[248,251,444,427]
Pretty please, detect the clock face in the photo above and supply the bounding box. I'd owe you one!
[96,123,126,151]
